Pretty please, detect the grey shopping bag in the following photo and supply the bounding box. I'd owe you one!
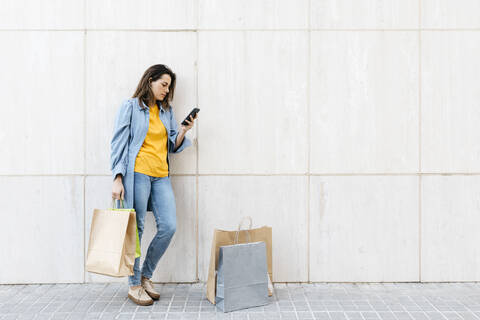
[207,217,273,304]
[216,241,269,312]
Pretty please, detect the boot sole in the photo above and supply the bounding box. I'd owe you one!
[128,293,153,306]
[145,290,160,300]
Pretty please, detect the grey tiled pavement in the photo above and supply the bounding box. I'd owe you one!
[2,283,480,320]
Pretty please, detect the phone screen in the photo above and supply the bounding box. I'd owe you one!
[182,108,200,125]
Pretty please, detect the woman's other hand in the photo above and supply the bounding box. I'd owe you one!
[112,175,125,200]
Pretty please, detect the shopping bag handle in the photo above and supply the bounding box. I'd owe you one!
[111,198,124,209]
[234,216,252,244]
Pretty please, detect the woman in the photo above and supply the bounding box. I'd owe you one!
[110,64,197,306]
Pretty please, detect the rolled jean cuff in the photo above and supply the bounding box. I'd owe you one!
[128,276,141,286]
[141,270,153,279]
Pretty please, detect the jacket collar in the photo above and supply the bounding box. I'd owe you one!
[136,98,148,111]
[136,98,168,113]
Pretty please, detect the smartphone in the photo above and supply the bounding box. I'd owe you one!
[181,108,200,125]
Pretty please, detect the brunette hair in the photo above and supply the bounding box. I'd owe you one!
[132,64,176,110]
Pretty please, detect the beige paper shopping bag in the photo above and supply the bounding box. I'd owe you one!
[86,203,137,277]
[206,217,273,304]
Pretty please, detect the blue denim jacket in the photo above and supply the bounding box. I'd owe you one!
[110,97,192,209]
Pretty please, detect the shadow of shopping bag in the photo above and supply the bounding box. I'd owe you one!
[216,241,269,312]
[85,199,140,277]
[206,217,273,304]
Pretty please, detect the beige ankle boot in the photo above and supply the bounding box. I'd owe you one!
[128,286,153,306]
[141,277,160,300]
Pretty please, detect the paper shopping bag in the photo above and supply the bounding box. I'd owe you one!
[216,241,269,312]
[85,201,138,277]
[206,217,273,304]
[110,208,141,259]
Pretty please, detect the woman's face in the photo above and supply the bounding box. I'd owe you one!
[150,74,172,102]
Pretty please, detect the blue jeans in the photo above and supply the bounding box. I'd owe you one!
[128,172,177,286]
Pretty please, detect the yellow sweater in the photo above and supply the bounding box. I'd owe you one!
[134,104,169,177]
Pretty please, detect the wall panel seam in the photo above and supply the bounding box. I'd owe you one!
[83,0,87,282]
[2,29,480,32]
[195,0,200,282]
[6,173,480,177]
[418,0,423,283]
[307,0,311,283]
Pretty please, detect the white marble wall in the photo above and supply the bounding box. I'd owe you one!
[1,0,480,284]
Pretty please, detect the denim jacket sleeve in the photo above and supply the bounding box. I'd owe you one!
[168,107,192,154]
[110,99,132,180]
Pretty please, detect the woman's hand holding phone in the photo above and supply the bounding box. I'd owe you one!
[181,108,199,132]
